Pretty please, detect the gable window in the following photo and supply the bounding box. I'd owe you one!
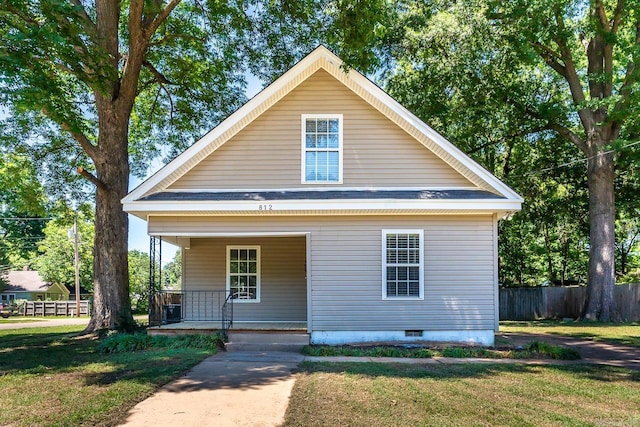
[302,114,343,183]
[382,230,424,299]
[227,246,260,302]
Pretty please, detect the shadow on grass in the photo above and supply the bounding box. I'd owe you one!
[299,360,640,383]
[501,321,640,348]
[0,327,214,387]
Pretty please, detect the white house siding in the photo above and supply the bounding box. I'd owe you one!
[167,69,473,190]
[183,236,307,322]
[151,215,496,333]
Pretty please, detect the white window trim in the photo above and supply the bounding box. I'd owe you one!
[301,114,343,184]
[381,229,424,300]
[1,294,16,301]
[226,245,261,303]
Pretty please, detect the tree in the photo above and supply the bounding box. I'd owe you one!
[162,250,181,290]
[343,0,640,321]
[33,210,94,292]
[0,0,325,331]
[491,0,640,322]
[128,249,151,313]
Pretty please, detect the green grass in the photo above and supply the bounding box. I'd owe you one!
[284,362,640,426]
[0,325,221,426]
[500,320,640,347]
[302,341,580,360]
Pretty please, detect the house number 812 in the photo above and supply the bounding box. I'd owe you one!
[258,204,273,211]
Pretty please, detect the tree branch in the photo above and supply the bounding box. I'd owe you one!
[129,0,144,46]
[613,17,640,115]
[77,167,108,190]
[531,42,567,77]
[611,0,625,34]
[142,60,174,84]
[69,0,96,34]
[548,122,587,153]
[146,0,182,38]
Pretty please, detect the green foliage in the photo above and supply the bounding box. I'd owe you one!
[525,341,581,360]
[96,332,225,354]
[128,250,151,314]
[0,152,50,269]
[162,250,181,290]
[33,209,94,292]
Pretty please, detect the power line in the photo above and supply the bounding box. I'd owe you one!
[527,139,640,176]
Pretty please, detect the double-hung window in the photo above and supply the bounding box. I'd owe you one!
[227,246,260,302]
[302,114,343,183]
[382,230,424,299]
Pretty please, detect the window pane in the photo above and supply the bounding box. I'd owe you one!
[329,119,339,132]
[328,133,339,148]
[409,282,419,296]
[249,276,256,287]
[398,282,408,296]
[409,267,419,281]
[318,134,327,148]
[387,250,396,264]
[397,250,408,263]
[387,282,397,297]
[306,134,316,148]
[387,266,396,280]
[387,235,397,248]
[317,119,328,132]
[230,249,239,261]
[249,249,257,261]
[306,119,316,132]
[317,152,328,180]
[230,261,238,274]
[249,261,257,274]
[409,234,419,248]
[398,234,409,248]
[328,152,339,181]
[305,152,317,181]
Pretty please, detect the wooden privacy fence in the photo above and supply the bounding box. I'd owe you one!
[499,283,640,321]
[20,301,91,317]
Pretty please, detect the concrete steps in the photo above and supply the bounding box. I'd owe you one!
[225,331,310,352]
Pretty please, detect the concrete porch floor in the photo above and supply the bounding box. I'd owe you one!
[147,321,307,336]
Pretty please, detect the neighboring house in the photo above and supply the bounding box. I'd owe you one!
[1,270,70,302]
[123,46,522,345]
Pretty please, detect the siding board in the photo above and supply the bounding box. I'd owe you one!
[168,70,473,190]
[158,215,496,331]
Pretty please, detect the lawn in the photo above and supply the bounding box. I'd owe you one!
[285,362,640,426]
[0,325,219,426]
[500,320,640,348]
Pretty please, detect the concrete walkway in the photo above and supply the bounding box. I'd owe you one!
[120,351,304,427]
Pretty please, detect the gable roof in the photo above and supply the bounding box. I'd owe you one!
[123,46,522,214]
[3,271,52,293]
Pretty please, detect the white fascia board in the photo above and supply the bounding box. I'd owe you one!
[123,198,522,214]
[123,48,335,203]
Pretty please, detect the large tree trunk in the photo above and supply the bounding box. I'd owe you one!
[85,110,134,332]
[582,145,618,321]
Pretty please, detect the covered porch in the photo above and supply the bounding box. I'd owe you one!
[148,233,310,336]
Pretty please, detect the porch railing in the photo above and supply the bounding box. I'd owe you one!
[149,290,232,331]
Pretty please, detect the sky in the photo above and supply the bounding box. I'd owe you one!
[126,74,264,261]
